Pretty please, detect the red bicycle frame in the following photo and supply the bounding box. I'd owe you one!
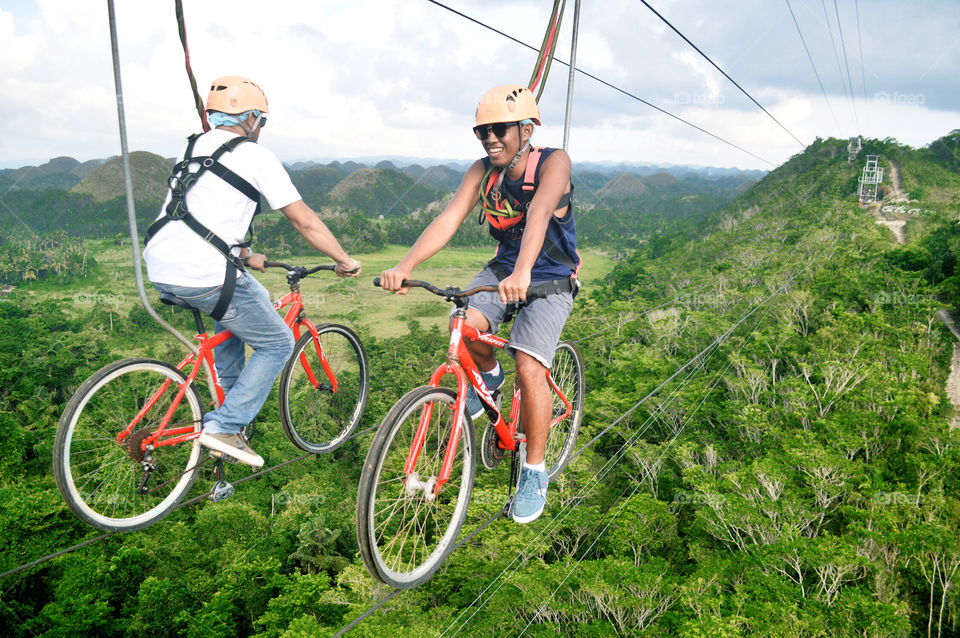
[115,285,333,453]
[405,308,574,492]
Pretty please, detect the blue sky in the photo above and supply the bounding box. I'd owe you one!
[1,0,958,171]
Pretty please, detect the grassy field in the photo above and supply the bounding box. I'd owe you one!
[33,240,615,341]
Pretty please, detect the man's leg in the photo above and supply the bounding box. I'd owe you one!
[213,319,244,395]
[515,351,551,464]
[507,289,574,523]
[205,273,294,435]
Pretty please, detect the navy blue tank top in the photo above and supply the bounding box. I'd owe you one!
[482,147,579,280]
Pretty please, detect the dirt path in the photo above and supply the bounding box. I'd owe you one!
[936,309,960,430]
[886,160,908,203]
[876,218,906,243]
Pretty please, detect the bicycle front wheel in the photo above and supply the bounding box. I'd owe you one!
[280,324,369,454]
[53,358,204,532]
[544,340,585,480]
[357,386,475,589]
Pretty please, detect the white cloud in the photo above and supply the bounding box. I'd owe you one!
[1,0,958,171]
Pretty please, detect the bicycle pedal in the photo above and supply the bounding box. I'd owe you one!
[501,495,514,518]
[209,480,235,502]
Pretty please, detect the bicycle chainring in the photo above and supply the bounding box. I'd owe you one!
[480,422,507,470]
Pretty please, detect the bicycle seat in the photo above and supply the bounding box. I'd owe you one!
[159,292,195,310]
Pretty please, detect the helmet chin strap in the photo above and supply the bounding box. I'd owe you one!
[493,134,530,194]
[239,113,264,140]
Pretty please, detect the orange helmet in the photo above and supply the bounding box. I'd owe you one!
[475,84,540,126]
[206,76,269,114]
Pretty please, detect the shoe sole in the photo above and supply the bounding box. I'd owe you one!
[198,434,264,468]
[512,505,545,524]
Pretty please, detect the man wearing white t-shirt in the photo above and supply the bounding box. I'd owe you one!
[144,76,359,467]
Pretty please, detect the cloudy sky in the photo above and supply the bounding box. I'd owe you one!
[1,0,958,171]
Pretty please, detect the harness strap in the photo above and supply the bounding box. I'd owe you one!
[145,134,260,321]
[486,259,579,323]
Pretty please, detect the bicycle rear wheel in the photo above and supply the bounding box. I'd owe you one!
[280,324,369,454]
[357,386,475,589]
[543,340,585,480]
[53,358,204,532]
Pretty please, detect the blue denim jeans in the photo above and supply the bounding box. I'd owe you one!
[153,273,294,435]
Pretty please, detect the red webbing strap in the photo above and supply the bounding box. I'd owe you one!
[521,147,543,192]
[528,0,565,100]
[175,0,209,132]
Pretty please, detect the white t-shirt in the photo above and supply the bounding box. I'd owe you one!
[144,129,301,287]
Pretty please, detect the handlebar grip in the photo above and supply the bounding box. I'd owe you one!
[526,287,550,300]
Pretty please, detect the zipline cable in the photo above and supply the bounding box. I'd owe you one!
[424,0,774,166]
[440,263,804,636]
[516,266,805,635]
[831,0,860,134]
[456,261,811,636]
[333,278,758,636]
[854,0,868,131]
[637,0,806,148]
[784,0,842,135]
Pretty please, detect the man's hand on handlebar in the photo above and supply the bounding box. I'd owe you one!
[498,270,531,303]
[334,257,362,277]
[242,251,268,273]
[379,267,413,294]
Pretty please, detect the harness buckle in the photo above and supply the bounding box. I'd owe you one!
[166,199,188,220]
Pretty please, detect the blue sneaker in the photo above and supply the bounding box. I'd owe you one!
[465,366,505,421]
[512,465,549,523]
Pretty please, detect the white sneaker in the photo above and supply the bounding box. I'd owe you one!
[198,431,264,468]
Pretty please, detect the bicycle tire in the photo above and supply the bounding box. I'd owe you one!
[53,358,204,532]
[357,386,476,589]
[543,340,585,480]
[279,324,369,454]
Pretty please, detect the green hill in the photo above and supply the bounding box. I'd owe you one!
[327,166,443,217]
[71,151,171,203]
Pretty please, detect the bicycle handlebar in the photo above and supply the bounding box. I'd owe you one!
[264,262,338,276]
[372,277,548,300]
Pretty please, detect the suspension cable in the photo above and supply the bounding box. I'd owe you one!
[784,0,842,135]
[637,0,805,148]
[445,262,809,636]
[424,0,774,166]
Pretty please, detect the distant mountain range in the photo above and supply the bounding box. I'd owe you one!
[0,153,764,204]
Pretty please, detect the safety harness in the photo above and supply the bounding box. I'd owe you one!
[144,134,261,321]
[478,146,580,304]
[478,146,578,273]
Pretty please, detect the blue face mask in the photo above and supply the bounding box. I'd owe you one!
[208,110,261,128]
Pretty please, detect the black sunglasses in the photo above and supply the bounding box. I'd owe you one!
[473,121,517,140]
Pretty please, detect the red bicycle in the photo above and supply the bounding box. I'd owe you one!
[53,262,368,532]
[356,278,584,588]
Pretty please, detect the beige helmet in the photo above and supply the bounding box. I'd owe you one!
[206,76,269,114]
[476,84,540,126]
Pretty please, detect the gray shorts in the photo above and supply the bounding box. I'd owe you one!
[461,267,574,368]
